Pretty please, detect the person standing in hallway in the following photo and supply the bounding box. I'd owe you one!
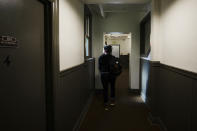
[98,45,118,110]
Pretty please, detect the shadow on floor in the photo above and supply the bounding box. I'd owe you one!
[79,69,160,131]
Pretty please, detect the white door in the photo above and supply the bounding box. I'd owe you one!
[111,45,120,58]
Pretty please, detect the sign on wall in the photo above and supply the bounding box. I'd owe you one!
[0,36,18,48]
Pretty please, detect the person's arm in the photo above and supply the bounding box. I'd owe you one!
[98,56,102,72]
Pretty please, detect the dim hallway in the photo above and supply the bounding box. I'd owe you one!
[1,0,197,131]
[79,69,160,131]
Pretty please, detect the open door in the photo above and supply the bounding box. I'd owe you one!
[104,32,132,88]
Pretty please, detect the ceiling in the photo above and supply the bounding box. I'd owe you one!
[88,3,150,17]
[102,4,150,12]
[83,0,150,4]
[85,0,151,17]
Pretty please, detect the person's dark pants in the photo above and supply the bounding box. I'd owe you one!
[101,73,116,103]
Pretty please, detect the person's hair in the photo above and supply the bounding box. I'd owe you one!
[104,45,112,54]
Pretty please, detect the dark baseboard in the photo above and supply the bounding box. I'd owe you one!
[73,92,94,131]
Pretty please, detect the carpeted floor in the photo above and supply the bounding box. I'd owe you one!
[79,69,161,131]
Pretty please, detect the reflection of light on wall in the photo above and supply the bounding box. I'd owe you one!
[141,61,149,103]
[141,70,148,102]
[141,94,146,102]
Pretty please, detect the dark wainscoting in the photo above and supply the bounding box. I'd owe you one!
[55,58,95,131]
[144,60,197,131]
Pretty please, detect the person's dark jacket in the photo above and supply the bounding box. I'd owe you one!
[98,54,116,73]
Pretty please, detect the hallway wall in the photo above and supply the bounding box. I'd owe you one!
[56,1,95,131]
[147,0,197,131]
[55,59,95,131]
[146,62,197,131]
[92,11,147,89]
[59,0,84,71]
[151,0,197,73]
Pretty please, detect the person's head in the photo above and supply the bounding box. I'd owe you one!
[104,45,112,54]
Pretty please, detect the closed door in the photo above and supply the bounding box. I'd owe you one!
[0,0,46,130]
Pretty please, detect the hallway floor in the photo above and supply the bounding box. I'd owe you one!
[79,69,161,131]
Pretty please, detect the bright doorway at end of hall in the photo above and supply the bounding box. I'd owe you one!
[104,32,132,87]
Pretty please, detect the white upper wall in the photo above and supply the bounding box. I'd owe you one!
[150,0,161,61]
[151,0,197,73]
[59,0,84,71]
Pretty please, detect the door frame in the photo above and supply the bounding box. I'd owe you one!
[139,12,151,95]
[38,0,54,131]
[103,32,132,89]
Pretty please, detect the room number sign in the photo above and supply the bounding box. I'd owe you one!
[0,36,18,48]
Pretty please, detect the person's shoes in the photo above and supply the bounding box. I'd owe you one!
[110,98,116,106]
[110,102,116,106]
[104,103,109,111]
[104,107,109,111]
